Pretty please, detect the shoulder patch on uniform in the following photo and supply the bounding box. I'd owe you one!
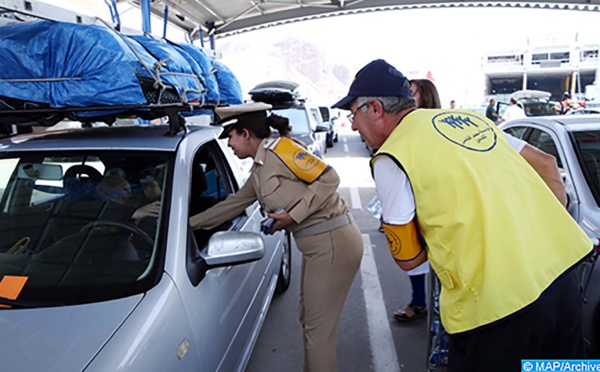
[270,137,329,184]
[264,137,280,149]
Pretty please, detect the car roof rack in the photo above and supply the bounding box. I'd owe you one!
[0,101,215,136]
[0,4,225,137]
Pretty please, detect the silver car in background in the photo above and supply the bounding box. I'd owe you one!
[500,115,600,355]
[0,124,291,371]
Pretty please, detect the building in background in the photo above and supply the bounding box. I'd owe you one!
[483,34,600,103]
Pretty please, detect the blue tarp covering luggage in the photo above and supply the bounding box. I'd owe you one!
[0,21,150,108]
[0,19,244,119]
[175,43,220,104]
[127,35,203,104]
[212,59,243,105]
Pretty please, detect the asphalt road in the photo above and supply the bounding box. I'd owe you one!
[246,127,429,372]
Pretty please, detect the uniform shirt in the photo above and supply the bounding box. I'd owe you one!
[190,138,348,232]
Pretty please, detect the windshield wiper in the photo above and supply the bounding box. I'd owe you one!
[0,297,60,309]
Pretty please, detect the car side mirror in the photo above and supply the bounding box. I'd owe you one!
[201,231,265,268]
[315,124,329,132]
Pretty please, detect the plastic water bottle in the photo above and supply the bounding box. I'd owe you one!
[366,196,382,220]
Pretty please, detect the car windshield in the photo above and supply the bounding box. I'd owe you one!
[270,107,311,134]
[573,130,600,205]
[0,151,171,307]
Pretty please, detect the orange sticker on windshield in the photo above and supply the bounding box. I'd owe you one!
[0,275,28,308]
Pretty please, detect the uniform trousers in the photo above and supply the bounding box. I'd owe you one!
[294,221,363,372]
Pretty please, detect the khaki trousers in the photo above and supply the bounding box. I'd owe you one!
[295,221,363,372]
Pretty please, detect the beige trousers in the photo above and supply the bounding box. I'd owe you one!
[295,221,363,372]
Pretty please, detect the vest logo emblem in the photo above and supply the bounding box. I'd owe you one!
[432,111,497,152]
[293,150,319,171]
[385,229,403,258]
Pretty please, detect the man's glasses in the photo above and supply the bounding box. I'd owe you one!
[347,103,367,124]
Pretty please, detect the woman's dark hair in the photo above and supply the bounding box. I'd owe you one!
[266,114,291,137]
[233,113,291,139]
[411,79,441,109]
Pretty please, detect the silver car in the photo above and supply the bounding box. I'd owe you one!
[0,124,291,371]
[500,115,600,355]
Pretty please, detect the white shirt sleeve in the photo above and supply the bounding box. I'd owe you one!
[503,132,526,153]
[373,156,415,225]
[373,156,429,275]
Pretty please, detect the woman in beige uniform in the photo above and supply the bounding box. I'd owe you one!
[190,102,363,372]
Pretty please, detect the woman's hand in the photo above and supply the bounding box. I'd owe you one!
[268,211,293,234]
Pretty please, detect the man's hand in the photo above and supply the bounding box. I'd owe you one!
[132,201,161,221]
[267,211,293,234]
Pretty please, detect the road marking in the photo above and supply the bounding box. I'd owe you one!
[343,137,347,143]
[343,143,349,153]
[361,234,401,372]
[349,187,362,210]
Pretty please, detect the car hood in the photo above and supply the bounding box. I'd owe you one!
[0,294,143,371]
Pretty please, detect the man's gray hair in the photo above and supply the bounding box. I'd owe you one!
[355,96,416,115]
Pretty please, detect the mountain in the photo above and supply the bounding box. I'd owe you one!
[219,36,352,105]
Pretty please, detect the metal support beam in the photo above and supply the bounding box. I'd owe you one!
[208,22,216,51]
[163,5,169,38]
[140,0,151,34]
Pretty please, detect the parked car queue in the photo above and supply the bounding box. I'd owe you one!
[500,114,600,356]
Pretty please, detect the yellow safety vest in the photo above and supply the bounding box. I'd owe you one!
[373,109,592,334]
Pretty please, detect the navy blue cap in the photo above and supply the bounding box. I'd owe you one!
[331,59,412,110]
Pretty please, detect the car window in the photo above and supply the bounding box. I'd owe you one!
[189,141,244,249]
[309,107,323,124]
[0,151,171,306]
[503,126,528,139]
[318,106,331,121]
[270,107,311,134]
[523,101,557,116]
[572,130,600,205]
[525,128,563,169]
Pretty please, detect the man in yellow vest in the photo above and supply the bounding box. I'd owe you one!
[332,59,593,371]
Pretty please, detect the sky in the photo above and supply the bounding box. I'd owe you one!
[41,1,600,107]
[215,7,600,107]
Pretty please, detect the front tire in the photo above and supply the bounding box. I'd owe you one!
[275,232,292,293]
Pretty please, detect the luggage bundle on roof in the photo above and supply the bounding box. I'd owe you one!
[249,80,302,104]
[0,20,242,128]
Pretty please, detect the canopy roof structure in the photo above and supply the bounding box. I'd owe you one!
[122,0,600,40]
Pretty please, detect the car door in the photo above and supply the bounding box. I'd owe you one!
[176,138,278,371]
[307,107,327,155]
[523,127,580,219]
[503,125,529,140]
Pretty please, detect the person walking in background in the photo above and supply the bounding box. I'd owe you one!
[449,99,456,109]
[190,102,363,372]
[392,78,440,322]
[499,97,526,124]
[486,98,500,124]
[332,59,591,372]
